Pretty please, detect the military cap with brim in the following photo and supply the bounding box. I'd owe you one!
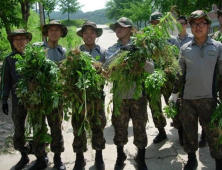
[149,11,163,23]
[188,10,211,25]
[7,29,32,42]
[77,21,103,37]
[110,17,134,32]
[42,20,68,38]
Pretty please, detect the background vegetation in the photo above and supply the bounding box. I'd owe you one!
[0,0,222,61]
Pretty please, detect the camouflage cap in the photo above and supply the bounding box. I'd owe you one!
[77,21,103,37]
[149,11,163,23]
[42,20,68,38]
[110,17,134,32]
[7,29,32,42]
[188,10,211,24]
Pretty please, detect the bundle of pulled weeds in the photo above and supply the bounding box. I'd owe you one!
[15,44,60,143]
[103,24,181,114]
[211,103,222,146]
[59,48,105,135]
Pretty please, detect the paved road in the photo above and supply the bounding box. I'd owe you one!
[0,25,215,170]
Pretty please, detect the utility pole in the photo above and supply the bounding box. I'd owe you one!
[39,2,46,42]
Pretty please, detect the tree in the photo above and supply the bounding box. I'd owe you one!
[42,0,57,20]
[105,0,141,20]
[59,0,81,21]
[0,1,24,50]
[105,0,151,28]
[151,0,222,16]
[121,0,152,28]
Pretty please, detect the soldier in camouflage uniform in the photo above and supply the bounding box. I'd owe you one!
[28,21,68,170]
[169,10,222,170]
[105,17,154,170]
[0,29,32,170]
[71,21,107,170]
[171,16,193,146]
[147,11,180,144]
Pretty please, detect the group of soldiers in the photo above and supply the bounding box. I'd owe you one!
[1,8,222,170]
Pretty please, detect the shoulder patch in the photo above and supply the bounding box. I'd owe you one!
[207,50,215,56]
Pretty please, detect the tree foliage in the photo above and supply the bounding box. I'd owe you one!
[105,0,152,28]
[0,1,23,35]
[151,0,222,16]
[42,0,57,20]
[59,0,82,21]
[105,0,222,28]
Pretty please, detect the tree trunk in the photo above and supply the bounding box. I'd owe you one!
[20,0,30,29]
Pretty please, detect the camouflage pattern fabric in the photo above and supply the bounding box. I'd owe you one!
[32,104,64,156]
[146,93,166,128]
[112,97,148,149]
[146,73,174,129]
[72,101,106,153]
[188,10,211,24]
[180,98,222,159]
[46,104,65,153]
[12,104,30,152]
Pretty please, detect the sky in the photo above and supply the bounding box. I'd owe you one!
[78,0,107,12]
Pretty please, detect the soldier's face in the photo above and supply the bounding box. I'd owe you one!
[12,35,29,53]
[177,19,187,33]
[190,18,209,39]
[115,25,131,39]
[82,27,97,45]
[47,25,62,42]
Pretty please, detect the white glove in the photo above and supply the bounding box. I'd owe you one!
[169,93,178,103]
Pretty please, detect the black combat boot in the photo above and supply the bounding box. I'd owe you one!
[135,148,148,170]
[178,127,183,146]
[198,130,207,148]
[184,152,198,170]
[53,153,66,170]
[95,150,105,170]
[216,159,222,170]
[15,152,30,170]
[153,128,167,143]
[114,145,127,170]
[29,156,48,170]
[73,152,86,170]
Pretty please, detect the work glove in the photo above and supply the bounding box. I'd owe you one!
[2,103,8,115]
[169,93,178,103]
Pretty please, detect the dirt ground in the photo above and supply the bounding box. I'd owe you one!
[0,99,15,154]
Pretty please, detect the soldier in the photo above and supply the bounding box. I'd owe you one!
[28,20,68,170]
[171,16,194,146]
[176,15,208,148]
[176,16,193,46]
[0,29,32,170]
[147,11,180,144]
[72,21,107,170]
[169,10,222,170]
[105,17,154,170]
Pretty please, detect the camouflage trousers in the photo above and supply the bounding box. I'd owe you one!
[180,98,222,159]
[33,104,65,157]
[112,97,148,149]
[146,74,182,129]
[72,102,106,153]
[12,104,30,152]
